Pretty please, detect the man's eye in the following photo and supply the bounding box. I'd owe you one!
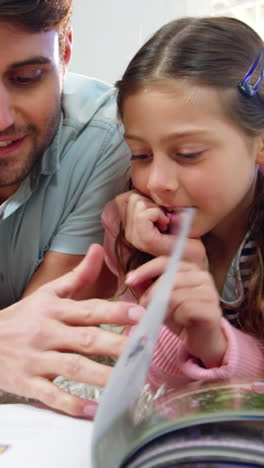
[131,154,151,160]
[13,76,35,83]
[9,68,43,84]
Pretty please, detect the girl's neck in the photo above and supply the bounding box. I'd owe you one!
[203,231,245,293]
[203,197,254,292]
[203,219,247,260]
[204,175,257,260]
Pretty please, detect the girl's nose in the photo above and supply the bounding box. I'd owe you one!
[147,156,179,198]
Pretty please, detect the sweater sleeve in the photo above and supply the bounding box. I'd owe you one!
[148,318,264,388]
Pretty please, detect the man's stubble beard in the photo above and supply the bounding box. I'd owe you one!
[0,96,62,188]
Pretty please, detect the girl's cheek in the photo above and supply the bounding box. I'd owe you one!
[132,166,148,186]
[132,178,149,196]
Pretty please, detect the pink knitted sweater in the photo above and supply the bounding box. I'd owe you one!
[102,200,264,388]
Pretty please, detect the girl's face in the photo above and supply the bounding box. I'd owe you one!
[122,82,264,240]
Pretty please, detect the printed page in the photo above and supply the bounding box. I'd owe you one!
[0,403,93,468]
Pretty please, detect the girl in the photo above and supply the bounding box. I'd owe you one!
[102,16,264,388]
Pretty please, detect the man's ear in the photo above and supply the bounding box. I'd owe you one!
[256,133,264,166]
[63,28,72,66]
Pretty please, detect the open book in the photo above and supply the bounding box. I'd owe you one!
[93,377,264,467]
[92,209,264,467]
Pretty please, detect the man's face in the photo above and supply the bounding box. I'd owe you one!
[0,22,71,199]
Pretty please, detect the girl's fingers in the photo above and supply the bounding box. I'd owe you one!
[139,270,218,313]
[127,203,169,232]
[168,293,220,327]
[118,191,171,253]
[126,206,170,246]
[126,256,169,286]
[127,259,200,288]
[167,300,226,368]
[117,191,208,265]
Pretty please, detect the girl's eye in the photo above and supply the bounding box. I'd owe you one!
[131,154,151,161]
[176,152,202,159]
[9,68,43,85]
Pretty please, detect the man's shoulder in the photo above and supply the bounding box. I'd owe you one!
[64,72,111,100]
[62,72,118,131]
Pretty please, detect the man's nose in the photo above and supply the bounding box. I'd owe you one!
[0,86,15,131]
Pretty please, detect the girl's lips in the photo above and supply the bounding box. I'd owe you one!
[162,207,191,234]
[167,211,182,234]
[160,208,182,234]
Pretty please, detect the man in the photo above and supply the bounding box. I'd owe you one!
[0,0,130,306]
[0,0,136,416]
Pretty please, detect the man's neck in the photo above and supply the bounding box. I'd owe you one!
[0,184,20,204]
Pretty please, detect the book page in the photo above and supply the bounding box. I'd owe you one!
[92,203,264,467]
[92,209,194,468]
[0,403,93,468]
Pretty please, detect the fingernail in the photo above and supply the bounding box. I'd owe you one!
[83,401,97,418]
[126,272,137,285]
[128,306,145,321]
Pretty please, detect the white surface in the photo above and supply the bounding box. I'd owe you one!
[0,404,93,468]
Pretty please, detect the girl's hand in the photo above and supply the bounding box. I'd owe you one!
[127,258,227,368]
[115,191,208,270]
[115,190,171,254]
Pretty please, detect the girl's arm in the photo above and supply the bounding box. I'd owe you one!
[148,319,264,389]
[102,200,264,390]
[128,257,264,388]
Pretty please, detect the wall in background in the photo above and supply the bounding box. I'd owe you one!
[211,0,264,37]
[70,1,263,83]
[69,0,210,84]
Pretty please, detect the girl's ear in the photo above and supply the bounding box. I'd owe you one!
[256,133,264,165]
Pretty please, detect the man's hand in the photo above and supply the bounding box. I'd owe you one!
[0,244,143,418]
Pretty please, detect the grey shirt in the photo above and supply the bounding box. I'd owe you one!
[0,73,130,307]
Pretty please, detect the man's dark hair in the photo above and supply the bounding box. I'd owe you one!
[0,0,72,54]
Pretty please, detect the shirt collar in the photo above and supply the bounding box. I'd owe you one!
[220,231,256,307]
[0,114,63,220]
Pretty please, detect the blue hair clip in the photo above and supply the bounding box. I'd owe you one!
[238,50,264,97]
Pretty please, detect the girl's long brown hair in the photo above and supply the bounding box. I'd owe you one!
[115,16,264,338]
